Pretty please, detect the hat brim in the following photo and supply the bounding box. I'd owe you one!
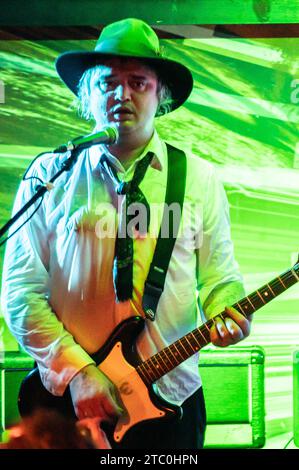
[55,51,193,113]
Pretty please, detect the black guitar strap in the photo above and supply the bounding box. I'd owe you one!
[142,143,187,321]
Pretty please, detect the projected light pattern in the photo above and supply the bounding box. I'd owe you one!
[0,35,299,447]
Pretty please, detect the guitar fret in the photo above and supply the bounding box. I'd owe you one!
[149,355,160,371]
[149,353,169,379]
[252,293,266,308]
[240,300,252,315]
[256,290,266,304]
[168,346,181,365]
[196,328,209,344]
[138,363,154,383]
[282,273,296,288]
[269,280,284,295]
[260,285,275,300]
[145,362,159,382]
[292,268,299,282]
[161,349,176,369]
[182,336,195,355]
[177,339,189,357]
[190,332,201,350]
[267,283,275,296]
[236,302,246,315]
[278,275,286,289]
[185,335,194,350]
[173,342,186,361]
[156,352,169,372]
[148,356,162,379]
[246,296,256,310]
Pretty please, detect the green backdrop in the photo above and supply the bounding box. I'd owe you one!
[0,31,299,447]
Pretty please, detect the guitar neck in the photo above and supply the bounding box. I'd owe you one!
[137,262,299,385]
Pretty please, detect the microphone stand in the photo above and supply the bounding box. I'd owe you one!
[0,146,82,247]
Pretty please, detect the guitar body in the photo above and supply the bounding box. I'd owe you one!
[18,316,182,444]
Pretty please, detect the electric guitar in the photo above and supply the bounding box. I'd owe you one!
[18,260,299,444]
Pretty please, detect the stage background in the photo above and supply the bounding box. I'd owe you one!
[0,26,299,448]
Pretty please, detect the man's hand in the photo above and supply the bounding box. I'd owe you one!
[69,364,123,422]
[209,307,253,347]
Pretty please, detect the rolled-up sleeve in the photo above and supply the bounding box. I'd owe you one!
[1,160,94,396]
[197,165,243,308]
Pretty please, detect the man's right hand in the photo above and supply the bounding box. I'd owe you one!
[69,364,123,422]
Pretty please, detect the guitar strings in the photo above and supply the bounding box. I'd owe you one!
[138,266,299,383]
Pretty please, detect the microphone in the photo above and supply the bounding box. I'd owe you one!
[53,126,118,153]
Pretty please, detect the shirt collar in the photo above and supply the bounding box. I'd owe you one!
[89,129,165,175]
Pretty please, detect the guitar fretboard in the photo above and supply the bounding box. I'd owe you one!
[136,262,299,385]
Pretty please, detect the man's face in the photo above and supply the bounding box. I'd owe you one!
[88,58,159,140]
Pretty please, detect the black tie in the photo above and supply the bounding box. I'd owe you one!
[101,152,154,301]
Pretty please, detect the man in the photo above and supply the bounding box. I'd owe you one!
[1,18,251,449]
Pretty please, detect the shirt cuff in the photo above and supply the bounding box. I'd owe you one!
[39,344,96,396]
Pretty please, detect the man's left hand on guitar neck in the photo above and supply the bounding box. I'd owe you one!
[202,280,253,347]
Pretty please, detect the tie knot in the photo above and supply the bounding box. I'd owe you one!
[116,181,131,195]
[101,151,154,195]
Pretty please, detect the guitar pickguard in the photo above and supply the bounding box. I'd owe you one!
[99,341,166,443]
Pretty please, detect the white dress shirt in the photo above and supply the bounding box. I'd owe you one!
[1,130,242,405]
